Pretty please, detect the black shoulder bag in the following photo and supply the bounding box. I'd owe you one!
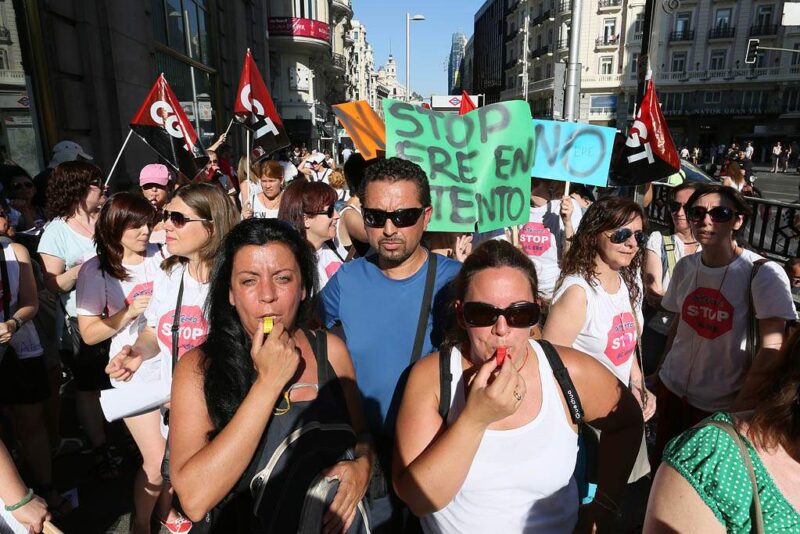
[160,272,185,483]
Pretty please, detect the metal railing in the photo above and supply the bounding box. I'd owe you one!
[530,44,551,58]
[598,0,622,8]
[750,23,779,36]
[669,30,694,41]
[595,35,620,47]
[649,183,800,261]
[532,10,553,26]
[331,53,346,71]
[556,38,570,50]
[708,26,735,39]
[558,0,571,14]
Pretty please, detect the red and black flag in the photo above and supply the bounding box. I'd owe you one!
[611,76,679,185]
[235,49,290,161]
[130,74,208,179]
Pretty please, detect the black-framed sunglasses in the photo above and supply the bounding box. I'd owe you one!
[363,207,425,228]
[668,201,686,214]
[687,206,736,223]
[461,301,541,328]
[162,210,212,228]
[609,228,646,247]
[304,204,335,218]
[89,179,102,188]
[791,276,800,288]
[12,181,34,190]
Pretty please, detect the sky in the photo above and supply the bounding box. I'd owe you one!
[352,0,486,98]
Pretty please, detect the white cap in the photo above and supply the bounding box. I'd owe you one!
[48,140,93,168]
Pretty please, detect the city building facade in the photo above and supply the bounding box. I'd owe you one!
[347,19,374,104]
[8,0,272,184]
[371,54,407,114]
[474,0,507,104]
[463,35,475,92]
[448,32,468,94]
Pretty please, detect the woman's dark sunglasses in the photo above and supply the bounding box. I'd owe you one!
[687,206,736,223]
[12,182,33,189]
[363,207,424,228]
[461,301,541,328]
[609,228,646,247]
[668,201,686,214]
[305,205,335,218]
[162,210,211,228]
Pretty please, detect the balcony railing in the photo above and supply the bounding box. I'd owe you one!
[655,65,799,83]
[750,23,779,36]
[632,31,643,41]
[556,38,570,50]
[595,34,620,47]
[0,27,11,46]
[331,53,346,72]
[504,57,520,70]
[669,30,694,41]
[530,44,552,59]
[532,10,553,26]
[558,0,571,14]
[598,0,622,8]
[708,26,735,39]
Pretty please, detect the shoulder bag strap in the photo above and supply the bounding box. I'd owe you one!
[410,252,438,365]
[538,339,584,424]
[325,240,346,263]
[0,245,10,322]
[438,345,453,421]
[304,328,332,389]
[170,271,186,370]
[693,420,765,534]
[746,259,769,361]
[662,234,678,278]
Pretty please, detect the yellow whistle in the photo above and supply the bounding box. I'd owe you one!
[262,317,274,334]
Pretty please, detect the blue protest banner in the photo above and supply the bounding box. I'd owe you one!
[530,120,616,187]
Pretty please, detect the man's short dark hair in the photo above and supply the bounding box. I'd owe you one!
[359,157,431,207]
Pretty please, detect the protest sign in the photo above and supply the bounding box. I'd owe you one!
[530,120,616,187]
[333,101,385,160]
[384,99,534,232]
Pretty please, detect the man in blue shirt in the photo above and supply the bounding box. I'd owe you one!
[319,157,461,530]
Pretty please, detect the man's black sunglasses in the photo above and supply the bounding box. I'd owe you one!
[305,205,336,218]
[688,206,736,223]
[609,228,646,247]
[162,210,212,228]
[461,301,541,328]
[363,207,424,228]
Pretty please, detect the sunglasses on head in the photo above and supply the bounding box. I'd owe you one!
[461,301,541,328]
[363,207,425,228]
[162,209,211,228]
[89,179,101,188]
[687,206,736,223]
[609,228,646,247]
[305,204,335,218]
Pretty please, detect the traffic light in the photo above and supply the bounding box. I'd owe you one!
[745,39,760,64]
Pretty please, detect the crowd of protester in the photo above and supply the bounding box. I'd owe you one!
[0,135,797,534]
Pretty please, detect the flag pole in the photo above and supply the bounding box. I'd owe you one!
[105,129,133,187]
[246,129,251,185]
[224,118,235,137]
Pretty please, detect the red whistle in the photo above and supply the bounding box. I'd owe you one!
[495,347,507,366]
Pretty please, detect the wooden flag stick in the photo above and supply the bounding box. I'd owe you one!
[223,118,235,137]
[105,129,134,187]
[564,181,571,197]
[246,129,251,185]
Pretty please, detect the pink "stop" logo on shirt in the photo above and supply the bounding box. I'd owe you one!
[682,287,734,339]
[325,261,342,279]
[157,305,208,360]
[604,312,637,366]
[519,222,552,257]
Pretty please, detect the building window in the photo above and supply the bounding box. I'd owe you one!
[714,8,732,28]
[0,49,8,70]
[709,49,726,70]
[294,0,317,19]
[600,56,613,74]
[755,5,774,26]
[546,63,552,77]
[671,51,687,72]
[704,91,722,104]
[792,43,800,66]
[662,93,684,113]
[784,89,800,112]
[741,90,765,111]
[674,12,691,32]
[631,52,639,74]
[633,14,644,35]
[603,18,617,42]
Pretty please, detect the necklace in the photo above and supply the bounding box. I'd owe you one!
[69,215,94,237]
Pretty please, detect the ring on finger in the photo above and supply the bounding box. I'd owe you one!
[513,389,523,402]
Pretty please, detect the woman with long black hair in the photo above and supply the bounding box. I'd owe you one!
[167,218,373,532]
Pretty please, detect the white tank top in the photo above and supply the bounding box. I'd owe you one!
[251,193,278,219]
[552,274,641,383]
[421,340,578,534]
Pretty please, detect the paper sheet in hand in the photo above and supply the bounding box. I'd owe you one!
[100,379,170,422]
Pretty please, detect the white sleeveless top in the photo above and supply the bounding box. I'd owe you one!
[0,243,43,360]
[552,274,641,383]
[421,340,578,534]
[251,193,278,219]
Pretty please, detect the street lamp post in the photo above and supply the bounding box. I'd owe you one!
[406,13,425,102]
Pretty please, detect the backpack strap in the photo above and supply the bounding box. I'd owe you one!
[538,340,584,425]
[438,345,453,421]
[662,234,678,279]
[410,252,438,364]
[746,259,770,360]
[0,244,10,322]
[303,328,332,390]
[170,271,186,370]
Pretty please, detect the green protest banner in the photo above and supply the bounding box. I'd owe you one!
[384,99,534,232]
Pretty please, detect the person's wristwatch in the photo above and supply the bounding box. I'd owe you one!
[10,317,22,332]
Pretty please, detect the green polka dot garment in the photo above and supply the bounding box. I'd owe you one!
[663,412,800,533]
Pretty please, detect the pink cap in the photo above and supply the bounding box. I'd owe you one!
[139,164,172,186]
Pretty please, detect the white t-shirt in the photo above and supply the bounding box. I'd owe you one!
[660,250,797,412]
[145,264,210,383]
[76,245,164,380]
[422,340,578,534]
[645,232,701,335]
[316,241,347,289]
[311,168,332,184]
[0,243,43,360]
[518,199,582,301]
[251,194,279,219]
[37,218,96,317]
[239,180,262,211]
[552,274,642,383]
